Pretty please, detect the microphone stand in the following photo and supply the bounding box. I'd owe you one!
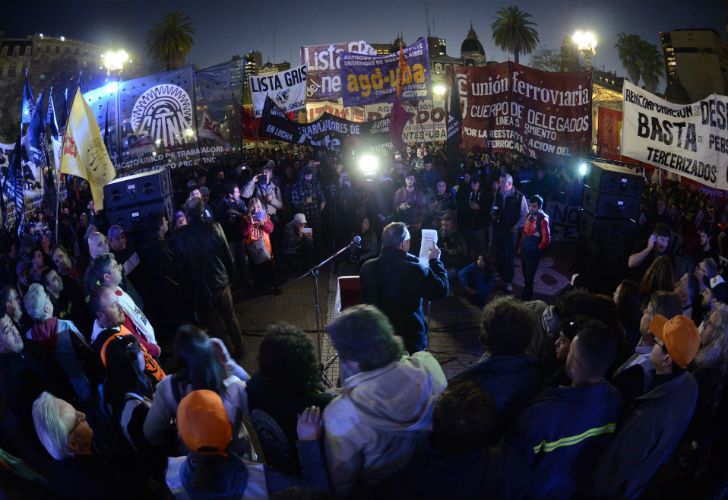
[296,239,360,388]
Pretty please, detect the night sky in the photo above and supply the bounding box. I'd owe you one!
[1,0,725,79]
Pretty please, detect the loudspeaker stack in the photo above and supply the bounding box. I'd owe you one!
[103,168,173,233]
[579,162,644,293]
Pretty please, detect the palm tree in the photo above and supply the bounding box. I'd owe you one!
[491,5,539,64]
[529,46,561,72]
[615,33,642,85]
[146,11,195,71]
[639,40,664,93]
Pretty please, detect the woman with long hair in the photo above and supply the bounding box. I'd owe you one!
[687,306,728,449]
[143,324,253,458]
[242,197,279,294]
[639,255,675,306]
[246,322,332,464]
[349,216,379,270]
[103,335,165,479]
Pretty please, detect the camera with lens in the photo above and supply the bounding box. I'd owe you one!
[491,205,502,224]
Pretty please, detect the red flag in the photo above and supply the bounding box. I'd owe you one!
[389,98,413,151]
[397,44,406,97]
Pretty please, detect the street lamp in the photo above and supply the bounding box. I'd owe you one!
[101,49,129,76]
[572,30,597,69]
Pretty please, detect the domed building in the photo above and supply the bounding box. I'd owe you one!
[461,24,486,66]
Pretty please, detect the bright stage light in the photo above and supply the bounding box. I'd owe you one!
[184,128,195,138]
[358,154,379,177]
[578,162,589,177]
[102,50,129,73]
[572,30,597,53]
[433,83,447,96]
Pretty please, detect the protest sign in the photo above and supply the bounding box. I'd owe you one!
[301,41,376,101]
[622,80,727,189]
[249,64,308,118]
[260,97,391,150]
[456,62,592,162]
[340,37,431,106]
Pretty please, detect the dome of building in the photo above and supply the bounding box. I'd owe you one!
[461,24,485,57]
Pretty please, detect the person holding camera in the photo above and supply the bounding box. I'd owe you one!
[243,197,280,295]
[282,213,314,272]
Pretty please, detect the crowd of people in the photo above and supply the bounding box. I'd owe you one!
[0,141,728,498]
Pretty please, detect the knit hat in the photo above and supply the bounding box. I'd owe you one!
[649,314,700,369]
[177,390,232,456]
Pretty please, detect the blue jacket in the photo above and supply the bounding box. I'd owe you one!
[456,354,540,425]
[505,380,623,499]
[589,371,698,499]
[360,248,448,351]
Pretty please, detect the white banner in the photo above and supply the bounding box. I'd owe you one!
[364,99,447,143]
[250,65,308,118]
[622,80,727,189]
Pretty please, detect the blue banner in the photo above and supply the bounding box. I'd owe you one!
[340,37,431,107]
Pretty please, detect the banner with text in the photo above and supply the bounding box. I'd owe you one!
[301,41,376,101]
[364,98,447,143]
[260,97,391,150]
[83,64,241,173]
[621,80,727,190]
[306,100,366,123]
[456,63,592,162]
[250,65,307,118]
[340,37,431,106]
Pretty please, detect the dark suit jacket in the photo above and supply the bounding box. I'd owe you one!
[360,248,448,351]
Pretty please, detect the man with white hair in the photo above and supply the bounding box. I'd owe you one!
[31,391,137,497]
[23,283,100,407]
[87,254,159,358]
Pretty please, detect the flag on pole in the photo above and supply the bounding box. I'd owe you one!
[60,88,116,209]
[20,76,34,129]
[59,88,69,134]
[396,43,406,98]
[24,92,46,168]
[389,42,413,150]
[9,137,24,236]
[445,66,462,170]
[46,89,62,168]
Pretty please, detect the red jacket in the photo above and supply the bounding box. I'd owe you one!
[520,210,551,251]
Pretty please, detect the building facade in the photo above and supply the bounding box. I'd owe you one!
[659,29,728,102]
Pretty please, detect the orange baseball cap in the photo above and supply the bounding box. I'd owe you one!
[177,390,232,456]
[649,314,700,369]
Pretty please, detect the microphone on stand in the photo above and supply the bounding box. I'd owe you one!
[350,235,362,248]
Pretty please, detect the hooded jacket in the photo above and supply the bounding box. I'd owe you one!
[323,352,447,496]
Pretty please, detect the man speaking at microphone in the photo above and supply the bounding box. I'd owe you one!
[360,222,449,353]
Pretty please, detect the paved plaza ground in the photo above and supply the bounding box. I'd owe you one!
[235,242,581,383]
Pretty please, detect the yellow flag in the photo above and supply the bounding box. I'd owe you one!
[60,88,116,209]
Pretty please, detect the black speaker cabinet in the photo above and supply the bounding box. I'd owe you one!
[582,186,641,219]
[584,162,644,198]
[104,168,171,211]
[106,198,172,233]
[579,211,639,244]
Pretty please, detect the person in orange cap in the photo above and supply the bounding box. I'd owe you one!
[165,390,329,498]
[589,314,699,499]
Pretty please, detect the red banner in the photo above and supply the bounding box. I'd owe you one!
[456,63,592,162]
[242,106,261,142]
[596,107,622,160]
